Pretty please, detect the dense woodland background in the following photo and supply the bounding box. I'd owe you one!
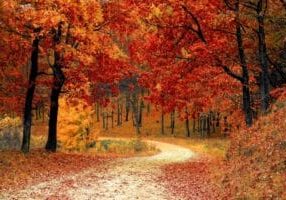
[0,0,285,199]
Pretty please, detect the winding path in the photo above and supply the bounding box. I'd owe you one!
[0,139,196,200]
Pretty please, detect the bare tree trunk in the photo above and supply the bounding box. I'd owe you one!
[138,100,144,127]
[102,112,106,129]
[235,0,253,126]
[111,111,114,128]
[207,113,211,136]
[125,94,130,122]
[117,101,121,126]
[257,0,270,113]
[170,110,175,135]
[46,24,65,152]
[96,102,100,122]
[222,0,253,127]
[146,90,151,115]
[106,113,109,130]
[161,111,165,135]
[192,117,196,135]
[21,37,40,153]
[131,93,140,135]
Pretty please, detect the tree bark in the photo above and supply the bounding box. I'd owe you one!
[125,94,130,122]
[185,117,190,137]
[96,102,100,122]
[170,110,175,135]
[235,0,253,126]
[21,37,40,153]
[46,24,65,152]
[161,111,165,135]
[131,93,140,135]
[146,90,151,115]
[257,0,270,113]
[138,100,144,126]
[192,117,196,134]
[111,111,114,128]
[117,101,121,126]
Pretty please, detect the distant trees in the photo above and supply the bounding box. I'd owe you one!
[0,0,285,153]
[133,0,286,127]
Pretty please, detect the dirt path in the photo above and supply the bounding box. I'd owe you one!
[0,139,196,200]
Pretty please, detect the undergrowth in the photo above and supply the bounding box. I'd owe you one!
[216,102,286,199]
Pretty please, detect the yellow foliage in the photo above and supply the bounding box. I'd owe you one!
[151,4,162,18]
[0,116,21,129]
[181,47,192,59]
[57,99,98,151]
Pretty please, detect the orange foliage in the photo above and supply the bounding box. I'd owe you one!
[217,104,286,199]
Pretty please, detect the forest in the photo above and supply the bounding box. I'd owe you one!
[0,0,285,199]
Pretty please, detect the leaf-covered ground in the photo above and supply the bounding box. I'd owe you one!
[0,140,217,200]
[0,150,112,193]
[159,157,220,200]
[216,103,286,199]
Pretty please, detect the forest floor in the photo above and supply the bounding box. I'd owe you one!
[0,139,219,200]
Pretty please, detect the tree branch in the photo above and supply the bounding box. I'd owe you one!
[181,5,207,43]
[37,72,53,76]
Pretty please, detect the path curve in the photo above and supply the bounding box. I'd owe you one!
[0,138,196,200]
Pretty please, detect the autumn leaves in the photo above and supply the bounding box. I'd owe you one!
[1,1,105,153]
[0,0,285,153]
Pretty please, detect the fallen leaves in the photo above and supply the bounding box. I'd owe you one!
[217,103,286,199]
[0,150,112,192]
[159,157,220,200]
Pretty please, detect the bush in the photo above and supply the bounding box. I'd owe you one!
[217,103,286,199]
[57,99,98,152]
[0,117,21,150]
[92,139,158,155]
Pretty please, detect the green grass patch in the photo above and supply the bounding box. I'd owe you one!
[88,139,159,156]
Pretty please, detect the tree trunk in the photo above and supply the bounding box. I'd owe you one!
[106,113,109,130]
[131,93,140,135]
[102,112,106,129]
[257,0,270,113]
[138,89,144,126]
[46,24,65,152]
[170,110,175,135]
[203,116,207,138]
[161,111,165,135]
[45,58,65,152]
[211,112,216,133]
[216,112,220,127]
[235,1,253,126]
[120,104,123,125]
[21,37,40,153]
[207,114,211,136]
[46,82,63,152]
[125,94,130,122]
[42,104,45,123]
[111,111,114,128]
[185,118,190,137]
[243,85,252,126]
[185,109,190,137]
[138,100,144,126]
[198,114,202,136]
[117,102,121,126]
[192,117,196,135]
[96,102,100,122]
[146,90,151,115]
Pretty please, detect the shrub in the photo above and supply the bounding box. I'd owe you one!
[0,117,21,150]
[57,99,98,152]
[92,139,158,155]
[217,103,286,199]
